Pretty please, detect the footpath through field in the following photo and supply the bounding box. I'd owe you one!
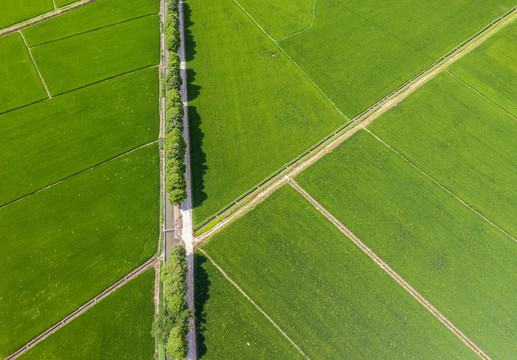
[195,7,517,244]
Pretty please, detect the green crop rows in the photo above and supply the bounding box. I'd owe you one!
[201,186,476,359]
[0,0,160,357]
[296,131,517,358]
[187,0,345,227]
[19,269,156,360]
[194,252,306,359]
[0,0,53,29]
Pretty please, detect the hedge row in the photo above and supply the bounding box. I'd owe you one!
[164,0,186,206]
[152,246,190,359]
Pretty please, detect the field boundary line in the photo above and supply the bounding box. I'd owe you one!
[278,0,317,41]
[197,248,310,360]
[51,64,159,98]
[365,128,517,244]
[0,140,158,211]
[194,7,516,239]
[0,0,99,37]
[4,257,157,360]
[52,0,57,10]
[29,13,159,48]
[232,0,350,121]
[287,179,491,360]
[445,70,517,121]
[19,31,51,99]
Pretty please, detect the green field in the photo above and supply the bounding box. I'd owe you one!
[19,269,155,360]
[236,0,313,40]
[0,32,47,113]
[0,68,158,206]
[201,186,476,359]
[278,0,514,117]
[23,0,159,47]
[296,130,517,358]
[194,253,305,359]
[369,72,517,238]
[0,0,53,29]
[0,145,159,357]
[31,15,160,95]
[187,0,345,227]
[448,20,517,117]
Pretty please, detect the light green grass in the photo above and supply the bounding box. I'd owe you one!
[31,15,160,95]
[187,0,345,227]
[23,0,159,47]
[19,269,155,360]
[0,32,47,113]
[369,72,517,239]
[277,0,514,117]
[449,20,517,116]
[236,0,313,40]
[0,0,53,29]
[202,186,477,359]
[194,252,305,359]
[0,67,159,207]
[0,145,159,357]
[296,130,517,359]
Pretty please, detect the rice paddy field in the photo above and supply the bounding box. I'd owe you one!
[19,269,156,360]
[200,187,477,359]
[195,4,517,359]
[0,0,160,357]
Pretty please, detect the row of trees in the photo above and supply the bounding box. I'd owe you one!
[164,0,187,206]
[152,246,190,359]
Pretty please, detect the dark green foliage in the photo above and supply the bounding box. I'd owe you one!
[166,326,188,359]
[166,11,179,31]
[167,0,179,12]
[166,129,186,161]
[166,88,182,111]
[152,246,190,359]
[165,25,180,52]
[166,67,182,90]
[165,106,184,133]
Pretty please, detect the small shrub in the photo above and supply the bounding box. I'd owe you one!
[166,326,188,359]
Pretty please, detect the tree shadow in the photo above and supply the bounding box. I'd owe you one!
[188,104,207,209]
[184,1,196,62]
[194,253,210,357]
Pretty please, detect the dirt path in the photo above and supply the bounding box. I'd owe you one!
[5,257,158,360]
[198,248,310,359]
[195,7,517,243]
[0,0,99,37]
[287,179,490,360]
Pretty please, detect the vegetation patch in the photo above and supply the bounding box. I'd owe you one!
[187,0,345,227]
[202,186,476,359]
[19,269,155,360]
[370,72,517,238]
[278,0,514,117]
[0,68,159,206]
[0,32,47,113]
[23,0,160,47]
[0,145,159,357]
[194,252,306,359]
[30,15,160,95]
[296,130,517,359]
[0,0,53,29]
[448,21,517,116]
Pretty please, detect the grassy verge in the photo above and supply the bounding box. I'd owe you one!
[296,130,517,358]
[202,186,476,359]
[19,269,155,360]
